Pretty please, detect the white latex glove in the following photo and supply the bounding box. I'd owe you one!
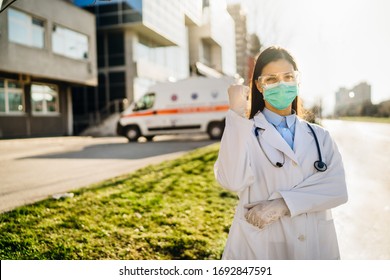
[244,198,290,229]
[228,84,250,119]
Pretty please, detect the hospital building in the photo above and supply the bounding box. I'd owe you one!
[0,0,239,138]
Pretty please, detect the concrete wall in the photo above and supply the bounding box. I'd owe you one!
[181,0,203,26]
[0,73,70,138]
[142,0,184,47]
[188,0,236,76]
[0,0,97,86]
[0,0,98,138]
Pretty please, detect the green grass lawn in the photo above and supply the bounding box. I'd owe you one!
[0,143,238,260]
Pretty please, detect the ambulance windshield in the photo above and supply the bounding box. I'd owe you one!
[134,93,155,111]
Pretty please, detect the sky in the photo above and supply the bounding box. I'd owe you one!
[226,0,390,115]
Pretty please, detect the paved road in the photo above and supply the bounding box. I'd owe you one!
[0,134,215,213]
[322,120,390,260]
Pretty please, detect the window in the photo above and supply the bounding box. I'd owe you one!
[0,81,5,113]
[0,79,25,114]
[202,41,212,66]
[31,84,59,114]
[97,33,105,67]
[134,93,155,111]
[52,25,89,60]
[8,8,45,48]
[109,72,125,100]
[98,73,107,110]
[108,32,124,66]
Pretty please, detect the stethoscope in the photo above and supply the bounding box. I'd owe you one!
[254,123,327,172]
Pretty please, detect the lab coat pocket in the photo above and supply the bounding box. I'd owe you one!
[223,215,267,260]
[240,215,265,232]
[317,219,340,259]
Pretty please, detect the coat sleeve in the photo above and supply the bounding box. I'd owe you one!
[270,129,348,217]
[214,110,255,192]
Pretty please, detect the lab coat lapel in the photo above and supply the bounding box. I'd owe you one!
[294,118,314,162]
[253,113,298,164]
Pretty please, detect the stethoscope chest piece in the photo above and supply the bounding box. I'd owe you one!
[314,160,327,172]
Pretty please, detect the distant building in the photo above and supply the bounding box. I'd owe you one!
[189,0,236,77]
[227,3,247,82]
[245,33,261,84]
[334,82,372,116]
[73,0,236,134]
[0,0,97,138]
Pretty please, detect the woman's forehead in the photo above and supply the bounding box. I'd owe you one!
[261,59,294,75]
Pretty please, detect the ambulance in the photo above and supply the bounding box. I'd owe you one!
[116,76,237,142]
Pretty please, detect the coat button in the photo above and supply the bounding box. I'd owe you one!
[298,234,305,241]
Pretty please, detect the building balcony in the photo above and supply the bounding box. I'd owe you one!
[76,0,184,47]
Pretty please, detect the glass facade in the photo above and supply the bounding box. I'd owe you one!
[107,32,125,66]
[8,8,45,49]
[81,1,142,27]
[31,84,59,114]
[0,85,5,113]
[98,73,107,109]
[0,79,24,114]
[97,33,105,68]
[52,25,89,60]
[109,72,126,100]
[97,31,125,67]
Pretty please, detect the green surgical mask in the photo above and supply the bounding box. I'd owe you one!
[263,82,298,110]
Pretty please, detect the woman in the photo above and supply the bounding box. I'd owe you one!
[214,46,348,259]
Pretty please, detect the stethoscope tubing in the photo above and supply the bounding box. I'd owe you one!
[254,123,327,172]
[306,123,328,172]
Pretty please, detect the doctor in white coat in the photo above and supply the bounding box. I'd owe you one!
[214,46,348,260]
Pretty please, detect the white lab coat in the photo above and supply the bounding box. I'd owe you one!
[214,110,348,259]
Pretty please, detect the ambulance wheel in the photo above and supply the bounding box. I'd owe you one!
[207,121,224,140]
[125,126,141,142]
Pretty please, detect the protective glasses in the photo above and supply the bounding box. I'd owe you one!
[258,71,300,87]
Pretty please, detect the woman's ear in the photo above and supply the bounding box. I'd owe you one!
[255,80,263,93]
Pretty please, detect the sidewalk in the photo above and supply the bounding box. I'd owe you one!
[0,135,213,213]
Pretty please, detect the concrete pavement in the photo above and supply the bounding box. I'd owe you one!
[323,120,390,260]
[0,135,215,213]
